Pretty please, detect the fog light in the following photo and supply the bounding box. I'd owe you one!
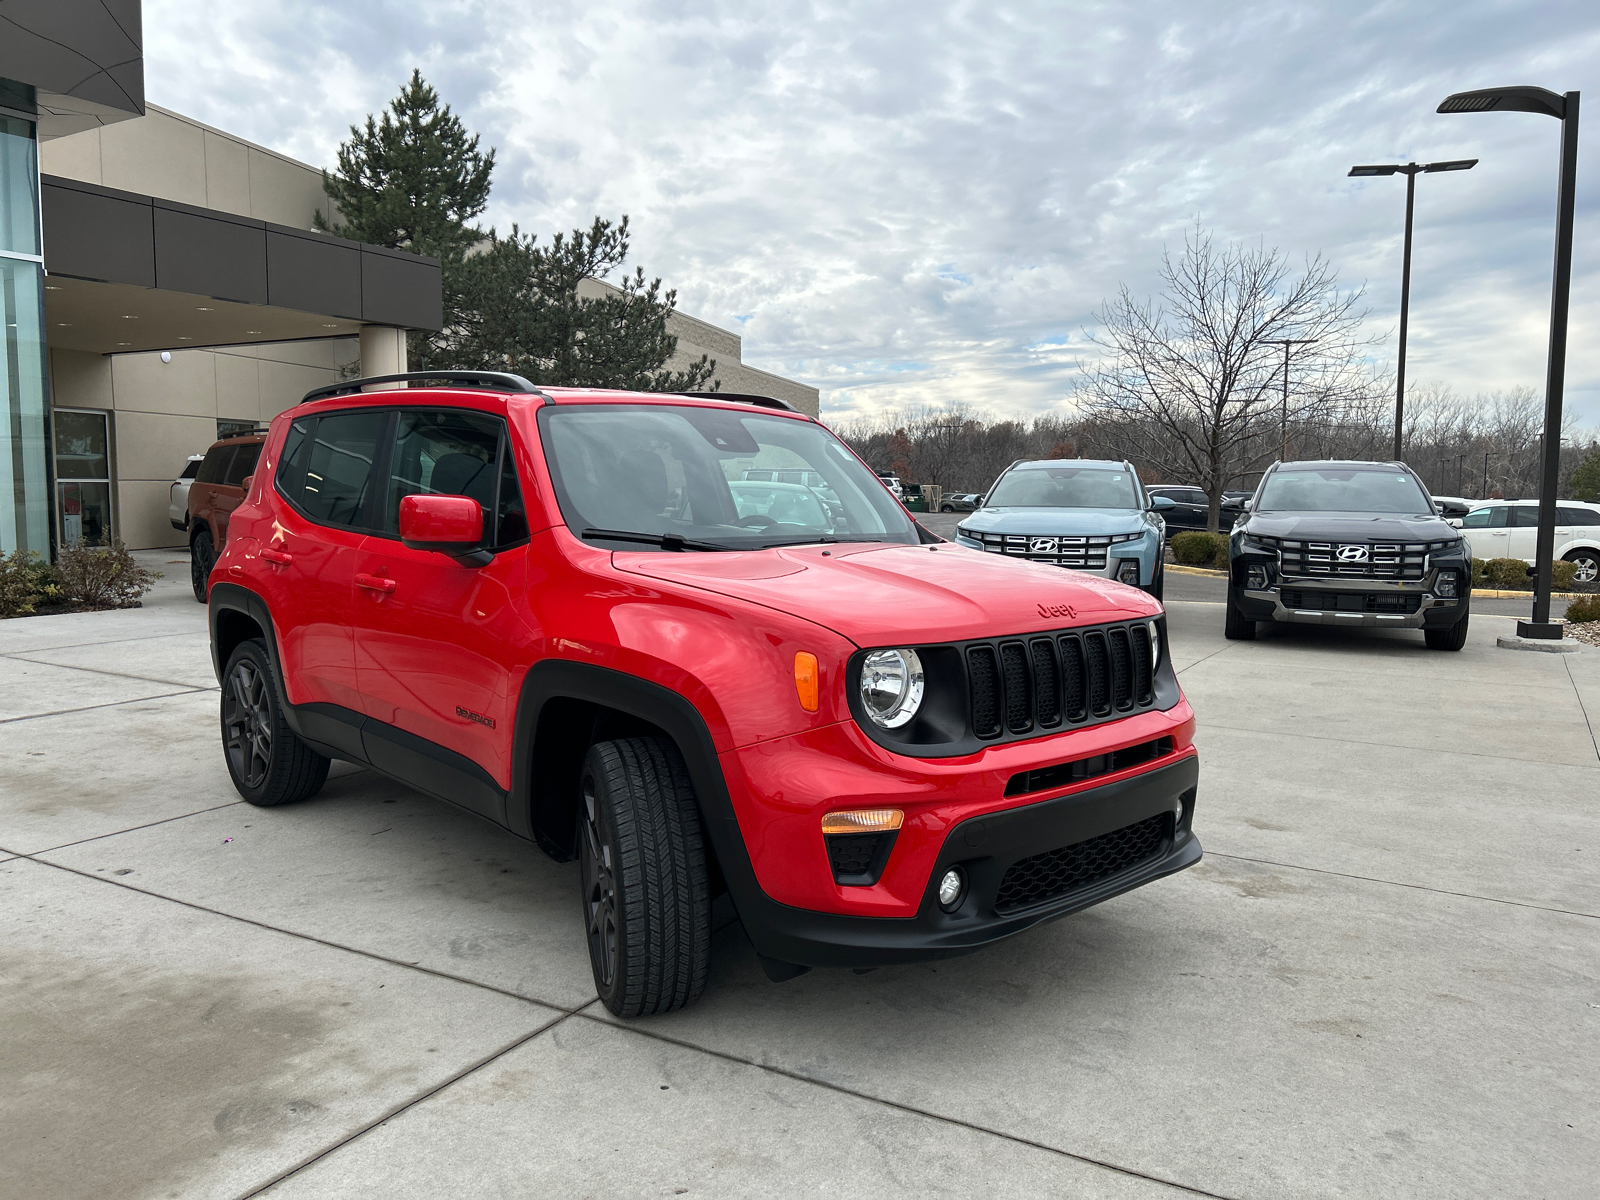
[1116,559,1141,585]
[1172,796,1185,828]
[937,866,966,912]
[1246,564,1270,590]
[1436,571,1458,598]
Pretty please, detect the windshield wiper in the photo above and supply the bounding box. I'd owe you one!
[581,527,730,552]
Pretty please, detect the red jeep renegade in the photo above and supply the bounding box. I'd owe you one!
[209,372,1201,1016]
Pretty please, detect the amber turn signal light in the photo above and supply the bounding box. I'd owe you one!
[820,808,904,835]
[794,651,819,712]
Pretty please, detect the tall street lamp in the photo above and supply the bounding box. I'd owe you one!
[1438,85,1580,640]
[1348,158,1478,460]
[1265,338,1317,460]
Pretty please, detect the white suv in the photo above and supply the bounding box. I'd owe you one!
[167,454,204,531]
[1460,500,1600,583]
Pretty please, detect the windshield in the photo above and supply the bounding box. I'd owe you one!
[986,466,1141,509]
[538,405,917,549]
[1256,468,1433,514]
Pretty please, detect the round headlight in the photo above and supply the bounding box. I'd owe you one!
[860,648,925,728]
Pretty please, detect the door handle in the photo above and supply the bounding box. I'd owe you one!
[260,546,293,565]
[356,572,397,594]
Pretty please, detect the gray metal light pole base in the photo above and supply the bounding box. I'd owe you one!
[1515,619,1565,640]
[1498,632,1579,653]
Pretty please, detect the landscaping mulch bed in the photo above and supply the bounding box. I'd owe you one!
[1566,622,1600,648]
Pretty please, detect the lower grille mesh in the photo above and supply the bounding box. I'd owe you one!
[994,812,1168,913]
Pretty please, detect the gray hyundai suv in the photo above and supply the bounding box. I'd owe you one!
[1227,460,1473,650]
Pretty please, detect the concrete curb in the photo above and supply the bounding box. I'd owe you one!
[1496,635,1581,654]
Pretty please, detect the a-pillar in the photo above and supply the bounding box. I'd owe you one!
[358,325,408,384]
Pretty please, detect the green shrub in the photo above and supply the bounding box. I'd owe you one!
[1566,594,1600,623]
[0,549,62,617]
[1552,559,1578,591]
[54,539,157,609]
[1470,558,1488,587]
[1170,531,1229,568]
[1484,557,1531,589]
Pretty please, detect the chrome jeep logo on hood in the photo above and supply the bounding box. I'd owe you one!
[1337,544,1369,563]
[1029,537,1059,554]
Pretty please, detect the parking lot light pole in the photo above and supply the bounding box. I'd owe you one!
[1348,159,1478,460]
[1265,339,1316,460]
[1438,86,1580,638]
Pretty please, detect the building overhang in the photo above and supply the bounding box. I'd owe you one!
[0,0,146,139]
[40,175,442,355]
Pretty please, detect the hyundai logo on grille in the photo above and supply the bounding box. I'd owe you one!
[1029,537,1059,554]
[1337,544,1369,563]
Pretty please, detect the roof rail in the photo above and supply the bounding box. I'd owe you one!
[301,371,550,405]
[684,391,800,413]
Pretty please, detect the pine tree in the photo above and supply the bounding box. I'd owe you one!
[316,69,493,261]
[1570,447,1600,503]
[447,216,718,392]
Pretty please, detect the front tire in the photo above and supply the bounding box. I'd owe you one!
[1224,589,1257,640]
[579,737,711,1017]
[1567,550,1599,585]
[1147,560,1164,602]
[1425,616,1469,651]
[221,640,330,806]
[191,529,216,603]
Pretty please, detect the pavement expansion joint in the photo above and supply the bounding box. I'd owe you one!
[1206,851,1600,920]
[0,687,216,725]
[580,1013,1242,1200]
[9,853,582,1010]
[23,799,247,857]
[235,1005,591,1200]
[1564,656,1600,762]
[1198,719,1600,771]
[4,650,215,690]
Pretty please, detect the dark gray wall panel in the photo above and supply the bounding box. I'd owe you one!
[0,0,144,115]
[361,248,444,329]
[266,230,362,320]
[41,180,154,286]
[154,205,267,304]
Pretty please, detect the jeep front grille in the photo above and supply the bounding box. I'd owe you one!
[994,810,1169,913]
[967,621,1155,740]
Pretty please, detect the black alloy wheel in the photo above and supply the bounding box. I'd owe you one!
[578,738,711,1017]
[219,640,330,806]
[190,529,215,603]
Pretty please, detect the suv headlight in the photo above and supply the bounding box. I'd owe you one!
[860,648,925,728]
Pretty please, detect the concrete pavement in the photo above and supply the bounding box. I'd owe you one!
[2,549,1597,1198]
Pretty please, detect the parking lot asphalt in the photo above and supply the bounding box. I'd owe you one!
[3,548,1598,1199]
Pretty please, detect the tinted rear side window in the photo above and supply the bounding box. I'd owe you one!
[275,410,388,529]
[222,443,262,487]
[1557,507,1600,525]
[180,459,202,479]
[196,445,235,485]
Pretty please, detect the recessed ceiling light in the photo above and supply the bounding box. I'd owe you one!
[56,322,71,327]
[121,314,137,320]
[196,306,215,312]
[178,336,192,340]
[45,285,61,291]
[116,341,131,346]
[321,323,338,328]
[246,330,262,334]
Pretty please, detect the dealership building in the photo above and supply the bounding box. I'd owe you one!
[0,1,817,555]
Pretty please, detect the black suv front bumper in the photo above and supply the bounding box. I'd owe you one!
[734,755,1201,971]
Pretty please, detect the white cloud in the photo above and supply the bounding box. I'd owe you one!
[143,0,1600,427]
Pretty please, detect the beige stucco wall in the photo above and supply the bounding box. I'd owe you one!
[50,340,359,550]
[39,103,335,230]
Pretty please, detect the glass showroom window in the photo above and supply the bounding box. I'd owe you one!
[53,409,114,547]
[0,109,50,555]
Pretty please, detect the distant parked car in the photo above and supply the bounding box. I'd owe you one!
[875,471,903,498]
[954,459,1175,598]
[939,493,982,512]
[168,454,205,531]
[188,432,266,602]
[1145,486,1244,532]
[1459,500,1600,584]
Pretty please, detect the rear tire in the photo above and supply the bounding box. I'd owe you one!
[579,737,711,1017]
[1567,550,1599,585]
[1224,589,1257,640]
[1425,616,1469,651]
[191,529,216,603]
[221,640,330,805]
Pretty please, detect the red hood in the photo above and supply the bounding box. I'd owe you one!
[613,541,1161,647]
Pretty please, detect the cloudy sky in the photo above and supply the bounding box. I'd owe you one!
[144,0,1600,427]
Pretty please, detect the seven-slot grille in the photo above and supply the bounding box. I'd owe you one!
[966,530,1141,570]
[1252,535,1458,581]
[966,622,1156,740]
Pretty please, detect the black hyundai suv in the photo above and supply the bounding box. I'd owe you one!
[1225,460,1472,650]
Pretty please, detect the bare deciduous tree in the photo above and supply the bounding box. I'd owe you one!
[1075,228,1382,530]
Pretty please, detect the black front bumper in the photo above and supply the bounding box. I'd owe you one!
[734,755,1201,970]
